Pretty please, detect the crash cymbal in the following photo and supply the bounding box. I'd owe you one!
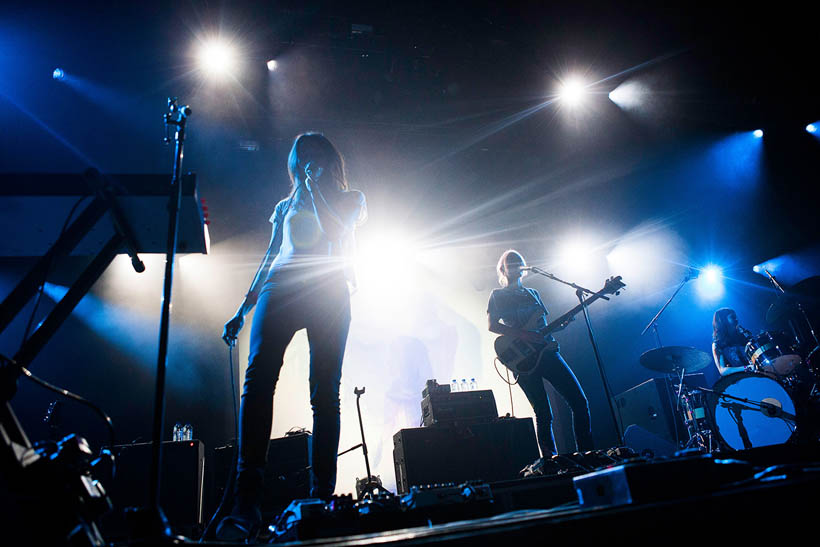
[639,346,712,374]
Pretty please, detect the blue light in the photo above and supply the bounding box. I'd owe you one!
[807,123,818,134]
[753,264,761,273]
[52,68,65,81]
[696,264,724,301]
[753,129,763,138]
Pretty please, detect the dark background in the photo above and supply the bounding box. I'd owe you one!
[1,0,818,481]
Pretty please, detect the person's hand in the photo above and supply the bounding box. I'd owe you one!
[544,340,560,353]
[223,314,244,347]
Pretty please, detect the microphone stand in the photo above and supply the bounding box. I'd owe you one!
[526,267,623,446]
[763,268,819,348]
[640,269,698,349]
[142,98,192,541]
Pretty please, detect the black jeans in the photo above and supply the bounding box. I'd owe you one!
[514,351,593,457]
[236,273,351,506]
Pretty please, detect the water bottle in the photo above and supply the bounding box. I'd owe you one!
[173,423,182,442]
[182,423,193,441]
[451,379,459,393]
[469,378,477,390]
[460,378,468,392]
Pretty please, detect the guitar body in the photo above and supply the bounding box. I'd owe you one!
[493,276,626,376]
[494,335,549,374]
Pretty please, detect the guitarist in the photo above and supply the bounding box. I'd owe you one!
[488,250,593,457]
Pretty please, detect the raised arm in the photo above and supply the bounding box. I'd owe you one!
[305,177,365,242]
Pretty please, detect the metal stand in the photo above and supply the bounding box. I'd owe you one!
[526,267,623,446]
[763,268,819,347]
[640,268,699,349]
[337,387,384,498]
[144,98,191,540]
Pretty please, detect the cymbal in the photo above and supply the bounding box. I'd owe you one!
[639,346,712,373]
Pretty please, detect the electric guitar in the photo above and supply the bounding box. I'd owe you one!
[494,276,626,374]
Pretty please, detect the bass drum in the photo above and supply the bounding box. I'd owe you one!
[708,372,797,451]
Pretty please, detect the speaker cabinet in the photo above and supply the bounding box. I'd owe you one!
[614,374,707,446]
[102,440,205,538]
[393,418,539,494]
[209,433,311,520]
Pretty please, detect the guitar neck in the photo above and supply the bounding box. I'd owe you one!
[540,291,610,336]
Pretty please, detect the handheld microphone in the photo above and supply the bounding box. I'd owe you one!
[686,267,700,280]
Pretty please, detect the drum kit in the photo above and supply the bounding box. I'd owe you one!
[640,328,818,453]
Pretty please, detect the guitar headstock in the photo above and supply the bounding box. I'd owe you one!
[602,275,626,296]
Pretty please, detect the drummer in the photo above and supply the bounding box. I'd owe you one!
[711,308,753,376]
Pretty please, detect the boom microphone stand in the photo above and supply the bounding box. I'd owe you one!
[640,268,700,348]
[526,267,623,446]
[142,98,192,540]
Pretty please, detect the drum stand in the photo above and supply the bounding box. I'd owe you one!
[672,368,715,452]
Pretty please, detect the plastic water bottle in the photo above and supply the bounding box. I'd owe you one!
[451,379,459,393]
[469,378,477,390]
[460,378,468,392]
[182,423,193,441]
[173,423,182,442]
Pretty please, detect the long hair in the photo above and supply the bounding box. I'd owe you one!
[287,132,348,192]
[496,249,526,288]
[712,307,745,347]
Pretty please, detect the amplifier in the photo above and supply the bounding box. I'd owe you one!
[393,417,539,494]
[613,374,707,446]
[101,440,205,538]
[421,389,497,427]
[209,433,311,520]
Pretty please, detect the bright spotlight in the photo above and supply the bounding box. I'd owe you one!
[702,265,722,283]
[52,68,65,81]
[753,264,761,273]
[696,264,724,301]
[558,77,586,107]
[608,80,646,110]
[197,38,237,78]
[266,59,278,72]
[807,123,818,134]
[753,129,764,138]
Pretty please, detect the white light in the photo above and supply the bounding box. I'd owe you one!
[559,78,586,107]
[702,265,722,284]
[52,68,65,81]
[266,59,278,72]
[198,38,237,78]
[807,123,818,134]
[696,264,724,301]
[608,80,646,109]
[753,129,764,138]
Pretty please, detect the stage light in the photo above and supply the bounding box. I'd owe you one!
[696,264,724,301]
[753,129,763,138]
[266,59,278,72]
[753,264,761,273]
[197,38,237,78]
[608,80,646,110]
[807,123,818,134]
[52,68,65,81]
[558,77,586,107]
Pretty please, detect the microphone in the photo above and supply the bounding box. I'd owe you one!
[685,267,700,280]
[737,325,753,338]
[304,162,324,183]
